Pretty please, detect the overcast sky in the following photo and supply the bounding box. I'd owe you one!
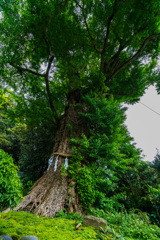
[124,85,160,162]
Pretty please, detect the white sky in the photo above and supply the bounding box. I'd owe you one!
[124,85,160,162]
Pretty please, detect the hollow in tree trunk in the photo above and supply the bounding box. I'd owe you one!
[15,90,85,217]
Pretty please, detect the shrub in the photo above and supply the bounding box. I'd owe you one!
[0,149,23,210]
[76,165,96,209]
[90,209,160,239]
[148,185,160,225]
[56,208,83,223]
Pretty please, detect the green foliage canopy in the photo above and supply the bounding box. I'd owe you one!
[69,93,142,210]
[0,89,56,182]
[1,0,160,109]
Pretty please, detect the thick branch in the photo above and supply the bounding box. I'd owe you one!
[11,58,58,122]
[45,74,58,119]
[102,10,160,76]
[46,56,54,77]
[84,18,102,53]
[111,34,159,78]
[100,15,114,73]
[75,0,101,53]
[10,63,45,77]
[102,42,124,79]
[38,12,55,57]
[44,56,58,121]
[103,14,114,52]
[42,30,55,57]
[108,46,123,66]
[100,0,118,72]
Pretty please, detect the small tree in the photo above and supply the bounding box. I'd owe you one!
[0,149,23,210]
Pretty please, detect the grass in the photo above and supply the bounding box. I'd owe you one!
[1,210,160,240]
[0,211,111,240]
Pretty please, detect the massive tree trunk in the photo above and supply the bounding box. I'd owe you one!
[16,90,84,217]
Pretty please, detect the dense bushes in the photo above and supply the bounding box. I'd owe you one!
[0,149,23,210]
[68,93,160,225]
[69,94,139,210]
[89,208,160,240]
[0,91,56,182]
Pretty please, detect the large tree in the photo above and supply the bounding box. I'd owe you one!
[1,0,160,216]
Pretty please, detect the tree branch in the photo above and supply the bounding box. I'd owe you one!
[44,56,58,121]
[10,63,45,77]
[42,30,55,57]
[11,59,58,122]
[100,0,118,73]
[84,18,102,54]
[128,11,160,40]
[45,74,58,121]
[101,9,160,76]
[111,34,159,78]
[37,11,55,57]
[46,56,54,77]
[102,42,124,78]
[73,1,102,55]
[108,44,124,66]
[75,0,101,53]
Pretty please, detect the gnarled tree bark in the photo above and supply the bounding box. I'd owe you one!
[15,90,84,217]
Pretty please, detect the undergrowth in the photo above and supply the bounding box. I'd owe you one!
[90,208,160,240]
[0,211,110,240]
[1,210,160,240]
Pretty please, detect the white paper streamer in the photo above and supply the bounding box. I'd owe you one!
[54,155,59,172]
[47,155,54,172]
[64,157,68,170]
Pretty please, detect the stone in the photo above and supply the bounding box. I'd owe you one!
[0,235,13,240]
[20,236,38,240]
[83,215,107,231]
